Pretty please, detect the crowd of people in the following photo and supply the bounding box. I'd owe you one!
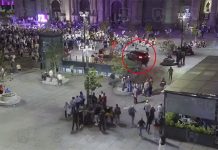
[64,91,122,133]
[121,75,154,103]
[64,89,165,145]
[0,25,40,61]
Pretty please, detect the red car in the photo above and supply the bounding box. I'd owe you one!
[126,51,150,65]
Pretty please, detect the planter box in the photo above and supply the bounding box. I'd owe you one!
[0,93,21,106]
[165,125,218,148]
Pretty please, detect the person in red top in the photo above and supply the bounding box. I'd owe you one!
[102,93,107,108]
[0,84,4,94]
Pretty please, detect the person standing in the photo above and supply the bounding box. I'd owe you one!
[148,81,153,97]
[114,104,121,125]
[71,107,79,132]
[98,110,106,132]
[64,102,69,119]
[181,50,186,66]
[133,86,138,104]
[79,91,85,106]
[168,67,173,81]
[143,80,149,96]
[138,118,145,137]
[102,92,107,108]
[144,100,151,122]
[128,105,136,127]
[157,104,164,120]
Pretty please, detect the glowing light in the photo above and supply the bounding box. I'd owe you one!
[37,14,49,23]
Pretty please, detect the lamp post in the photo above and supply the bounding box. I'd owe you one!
[84,46,89,69]
[79,11,89,44]
[178,9,191,48]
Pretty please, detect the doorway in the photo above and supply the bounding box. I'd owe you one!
[111,0,122,24]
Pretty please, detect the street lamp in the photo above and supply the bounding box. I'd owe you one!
[84,46,89,69]
[79,11,89,44]
[178,9,191,48]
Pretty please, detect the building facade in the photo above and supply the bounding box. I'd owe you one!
[14,0,218,27]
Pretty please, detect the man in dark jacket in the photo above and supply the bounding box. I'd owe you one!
[98,110,106,132]
[138,118,145,136]
[146,106,155,134]
[71,107,79,132]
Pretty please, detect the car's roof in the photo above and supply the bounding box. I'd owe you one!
[130,51,148,55]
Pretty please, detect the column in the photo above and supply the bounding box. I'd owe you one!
[15,0,23,17]
[71,0,79,22]
[69,0,72,21]
[190,0,201,25]
[64,0,70,21]
[97,0,103,22]
[164,0,173,25]
[208,0,218,27]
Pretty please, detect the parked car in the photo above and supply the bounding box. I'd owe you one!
[126,51,150,65]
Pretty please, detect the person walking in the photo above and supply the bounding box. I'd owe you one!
[114,104,121,125]
[168,67,173,81]
[128,105,136,127]
[158,135,166,150]
[146,106,155,134]
[144,100,151,122]
[138,118,145,137]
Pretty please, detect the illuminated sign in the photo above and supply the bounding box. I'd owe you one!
[37,14,49,23]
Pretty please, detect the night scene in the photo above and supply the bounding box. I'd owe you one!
[0,0,218,150]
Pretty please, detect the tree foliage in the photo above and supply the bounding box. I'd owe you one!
[100,21,110,32]
[111,56,127,75]
[160,40,176,57]
[192,25,199,40]
[84,68,102,93]
[45,39,63,74]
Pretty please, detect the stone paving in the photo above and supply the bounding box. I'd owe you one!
[0,34,218,150]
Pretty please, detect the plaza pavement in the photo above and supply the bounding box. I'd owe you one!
[0,34,218,150]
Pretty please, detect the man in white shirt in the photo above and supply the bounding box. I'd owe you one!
[57,74,63,86]
[157,104,163,119]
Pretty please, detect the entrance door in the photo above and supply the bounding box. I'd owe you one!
[51,0,61,21]
[80,0,90,12]
[111,1,122,24]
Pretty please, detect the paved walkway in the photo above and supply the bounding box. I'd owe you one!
[0,34,218,150]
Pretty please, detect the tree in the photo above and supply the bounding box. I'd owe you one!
[192,25,199,41]
[45,40,63,75]
[100,21,110,33]
[160,40,176,57]
[111,56,127,76]
[84,68,102,105]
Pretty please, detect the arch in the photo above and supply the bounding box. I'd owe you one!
[51,0,61,12]
[80,0,90,12]
[111,0,122,23]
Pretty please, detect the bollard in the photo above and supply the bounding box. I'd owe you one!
[76,56,77,61]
